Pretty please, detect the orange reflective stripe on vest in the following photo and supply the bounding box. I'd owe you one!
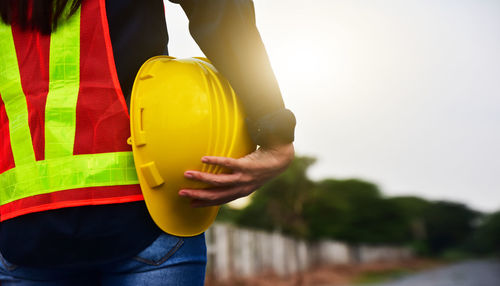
[0,0,142,221]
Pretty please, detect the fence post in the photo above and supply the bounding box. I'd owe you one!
[212,224,231,280]
[272,231,286,276]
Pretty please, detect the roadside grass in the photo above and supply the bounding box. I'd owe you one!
[351,258,446,285]
[353,268,414,284]
[205,259,443,286]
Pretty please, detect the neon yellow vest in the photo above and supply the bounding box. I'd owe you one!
[0,0,142,221]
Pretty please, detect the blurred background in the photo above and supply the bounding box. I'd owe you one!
[164,0,500,285]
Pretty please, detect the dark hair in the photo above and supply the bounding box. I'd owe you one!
[0,0,81,34]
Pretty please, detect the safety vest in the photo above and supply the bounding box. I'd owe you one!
[0,0,143,221]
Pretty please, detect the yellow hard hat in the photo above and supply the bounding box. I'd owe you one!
[129,56,256,237]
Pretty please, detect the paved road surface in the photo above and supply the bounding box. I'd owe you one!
[372,260,500,286]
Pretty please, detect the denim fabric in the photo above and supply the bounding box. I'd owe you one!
[0,232,206,285]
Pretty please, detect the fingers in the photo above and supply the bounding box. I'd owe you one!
[184,171,242,187]
[179,156,249,207]
[179,148,295,208]
[201,156,241,170]
[179,186,249,207]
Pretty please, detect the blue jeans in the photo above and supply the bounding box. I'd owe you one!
[0,232,206,285]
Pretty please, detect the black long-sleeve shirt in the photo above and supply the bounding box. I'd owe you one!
[0,0,294,267]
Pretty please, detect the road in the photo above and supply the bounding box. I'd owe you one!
[373,260,500,286]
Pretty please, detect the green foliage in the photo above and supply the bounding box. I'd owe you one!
[354,269,413,284]
[304,179,409,244]
[388,198,480,256]
[468,211,500,256]
[388,196,431,220]
[388,196,432,255]
[421,201,479,255]
[216,204,243,223]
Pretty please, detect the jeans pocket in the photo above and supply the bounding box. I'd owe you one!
[0,251,18,272]
[133,232,184,266]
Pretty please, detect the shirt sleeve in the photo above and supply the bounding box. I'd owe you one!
[169,0,295,146]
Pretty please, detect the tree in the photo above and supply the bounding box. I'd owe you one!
[388,196,432,254]
[304,179,408,244]
[421,201,479,255]
[469,211,500,256]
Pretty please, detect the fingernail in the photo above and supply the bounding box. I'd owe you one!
[179,191,188,196]
[201,157,209,163]
[184,172,194,178]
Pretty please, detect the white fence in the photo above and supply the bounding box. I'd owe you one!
[206,223,413,280]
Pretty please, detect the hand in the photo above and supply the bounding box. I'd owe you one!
[178,142,294,207]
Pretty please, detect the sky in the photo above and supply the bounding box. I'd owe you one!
[164,0,500,212]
